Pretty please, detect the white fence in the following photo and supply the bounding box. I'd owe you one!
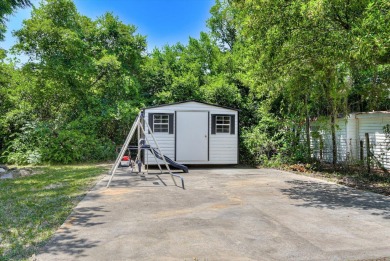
[309,112,390,170]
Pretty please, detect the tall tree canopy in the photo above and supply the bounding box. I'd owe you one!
[2,0,147,164]
[208,0,389,164]
[0,0,388,165]
[0,0,31,41]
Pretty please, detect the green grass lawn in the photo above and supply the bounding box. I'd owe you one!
[0,165,106,260]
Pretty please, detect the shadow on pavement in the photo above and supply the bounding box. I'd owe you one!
[106,170,182,188]
[39,206,107,258]
[281,180,390,219]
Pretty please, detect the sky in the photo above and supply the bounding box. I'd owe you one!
[2,0,214,55]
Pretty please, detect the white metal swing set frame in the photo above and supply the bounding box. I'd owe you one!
[106,112,184,189]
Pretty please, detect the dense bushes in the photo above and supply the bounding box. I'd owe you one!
[0,0,145,164]
[3,120,115,164]
[1,0,389,166]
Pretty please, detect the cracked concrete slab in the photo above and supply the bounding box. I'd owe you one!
[35,168,390,260]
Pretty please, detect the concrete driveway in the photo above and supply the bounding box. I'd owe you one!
[36,168,390,261]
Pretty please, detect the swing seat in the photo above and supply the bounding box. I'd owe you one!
[120,156,130,167]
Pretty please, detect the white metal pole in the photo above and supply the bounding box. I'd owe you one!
[137,119,141,173]
[139,123,164,174]
[107,114,140,187]
[144,120,177,186]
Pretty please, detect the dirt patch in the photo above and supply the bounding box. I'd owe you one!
[155,208,198,218]
[209,197,242,209]
[100,188,141,196]
[226,179,270,189]
[61,216,77,230]
[156,197,243,218]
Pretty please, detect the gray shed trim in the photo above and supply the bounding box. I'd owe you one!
[143,100,239,112]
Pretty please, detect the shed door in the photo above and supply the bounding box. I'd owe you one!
[176,111,208,161]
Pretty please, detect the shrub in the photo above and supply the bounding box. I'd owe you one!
[2,119,115,165]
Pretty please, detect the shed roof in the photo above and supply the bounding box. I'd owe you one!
[142,100,239,111]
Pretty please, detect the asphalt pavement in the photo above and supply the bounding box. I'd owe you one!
[35,167,390,260]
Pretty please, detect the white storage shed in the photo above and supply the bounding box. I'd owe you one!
[143,101,239,165]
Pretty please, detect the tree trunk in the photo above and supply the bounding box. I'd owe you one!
[330,112,337,168]
[325,68,338,169]
[305,94,311,161]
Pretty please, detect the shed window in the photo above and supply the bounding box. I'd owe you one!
[148,113,174,134]
[153,114,169,133]
[211,114,235,135]
[216,116,231,133]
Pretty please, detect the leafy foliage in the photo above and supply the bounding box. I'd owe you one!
[0,0,389,166]
[1,0,145,164]
[0,0,31,41]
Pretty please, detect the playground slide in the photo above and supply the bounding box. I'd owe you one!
[142,145,189,173]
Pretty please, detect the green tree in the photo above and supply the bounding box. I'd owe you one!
[0,0,31,41]
[223,0,389,165]
[3,0,146,164]
[207,0,237,50]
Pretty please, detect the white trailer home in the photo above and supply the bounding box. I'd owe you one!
[143,101,239,165]
[310,111,390,169]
